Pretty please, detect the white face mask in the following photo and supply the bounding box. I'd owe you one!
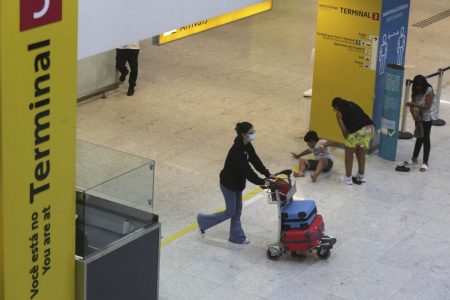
[246,133,256,142]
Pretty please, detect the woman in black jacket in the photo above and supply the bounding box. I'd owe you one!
[197,122,271,244]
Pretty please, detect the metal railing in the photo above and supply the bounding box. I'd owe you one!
[77,82,120,103]
[399,66,450,139]
[76,50,119,103]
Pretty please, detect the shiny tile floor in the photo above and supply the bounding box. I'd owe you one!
[77,0,450,298]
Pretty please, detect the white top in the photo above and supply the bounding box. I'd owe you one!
[414,87,438,121]
[118,41,140,49]
[309,139,333,160]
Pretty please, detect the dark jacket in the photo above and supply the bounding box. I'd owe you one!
[220,136,270,191]
[340,101,374,133]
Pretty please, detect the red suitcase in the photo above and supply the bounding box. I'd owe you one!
[281,214,324,252]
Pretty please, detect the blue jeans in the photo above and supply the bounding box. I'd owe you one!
[197,184,246,243]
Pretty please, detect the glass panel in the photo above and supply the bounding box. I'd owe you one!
[77,50,116,97]
[89,164,155,207]
[76,139,156,258]
[76,140,150,191]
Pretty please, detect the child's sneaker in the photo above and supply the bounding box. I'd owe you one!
[356,173,367,182]
[343,176,353,185]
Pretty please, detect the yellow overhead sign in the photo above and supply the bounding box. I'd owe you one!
[157,0,272,45]
[0,0,77,299]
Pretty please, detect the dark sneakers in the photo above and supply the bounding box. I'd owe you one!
[395,165,410,172]
[127,86,135,96]
[351,177,363,185]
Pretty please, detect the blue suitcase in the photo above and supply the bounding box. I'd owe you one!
[281,200,317,230]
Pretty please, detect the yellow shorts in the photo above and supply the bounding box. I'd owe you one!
[345,125,374,149]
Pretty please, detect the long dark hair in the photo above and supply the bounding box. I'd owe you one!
[331,97,349,111]
[412,75,432,98]
[235,122,253,135]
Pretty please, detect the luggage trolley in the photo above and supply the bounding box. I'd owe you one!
[264,169,336,260]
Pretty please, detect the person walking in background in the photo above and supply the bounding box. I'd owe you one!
[332,97,374,185]
[197,122,272,244]
[291,130,334,182]
[116,41,140,96]
[404,75,438,172]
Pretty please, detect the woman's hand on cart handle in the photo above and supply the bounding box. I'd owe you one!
[261,179,276,189]
[260,180,270,189]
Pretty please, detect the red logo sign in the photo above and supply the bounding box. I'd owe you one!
[372,13,380,21]
[20,0,62,31]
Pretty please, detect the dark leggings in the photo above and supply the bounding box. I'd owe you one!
[413,121,432,164]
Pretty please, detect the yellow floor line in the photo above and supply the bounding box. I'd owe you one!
[160,186,262,247]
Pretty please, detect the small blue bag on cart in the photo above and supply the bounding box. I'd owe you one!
[281,200,317,230]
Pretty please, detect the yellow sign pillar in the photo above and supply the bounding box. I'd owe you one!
[1,0,77,299]
[311,0,382,143]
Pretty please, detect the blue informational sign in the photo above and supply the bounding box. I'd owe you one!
[373,0,410,128]
[379,64,404,161]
